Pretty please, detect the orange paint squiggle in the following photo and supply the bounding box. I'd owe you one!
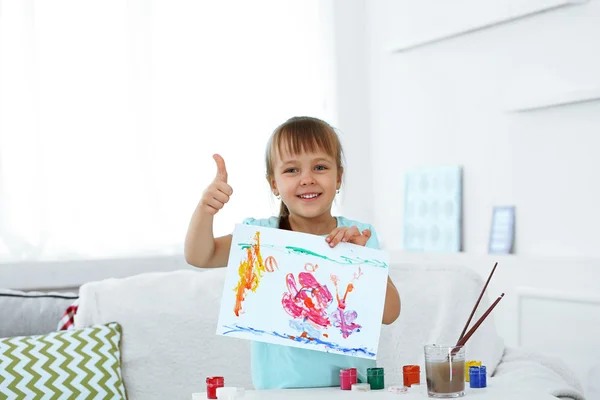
[330,267,363,338]
[265,256,279,273]
[233,232,276,316]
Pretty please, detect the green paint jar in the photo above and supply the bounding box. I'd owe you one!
[367,367,385,390]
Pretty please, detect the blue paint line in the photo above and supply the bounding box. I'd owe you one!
[222,324,376,357]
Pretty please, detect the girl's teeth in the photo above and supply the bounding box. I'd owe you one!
[300,194,318,199]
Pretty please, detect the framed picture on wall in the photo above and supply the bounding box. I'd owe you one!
[402,166,462,253]
[488,206,515,254]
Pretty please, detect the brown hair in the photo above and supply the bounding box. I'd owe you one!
[265,116,344,228]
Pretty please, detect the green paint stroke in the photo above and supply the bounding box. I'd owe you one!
[236,243,387,268]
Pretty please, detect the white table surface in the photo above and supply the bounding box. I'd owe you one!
[192,383,558,400]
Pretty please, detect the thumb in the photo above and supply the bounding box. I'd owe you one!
[213,154,228,182]
[362,229,372,239]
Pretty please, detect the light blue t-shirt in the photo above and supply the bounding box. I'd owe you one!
[242,216,380,390]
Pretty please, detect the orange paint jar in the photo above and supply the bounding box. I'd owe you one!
[403,365,420,387]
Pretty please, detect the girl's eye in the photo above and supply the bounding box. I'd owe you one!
[315,165,327,171]
[284,168,297,173]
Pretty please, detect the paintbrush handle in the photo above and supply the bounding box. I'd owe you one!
[457,262,498,343]
[451,293,505,355]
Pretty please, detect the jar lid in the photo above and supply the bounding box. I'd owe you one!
[367,367,384,376]
[469,365,487,374]
[402,365,420,373]
[340,368,357,376]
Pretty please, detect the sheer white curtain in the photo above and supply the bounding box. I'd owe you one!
[0,0,336,262]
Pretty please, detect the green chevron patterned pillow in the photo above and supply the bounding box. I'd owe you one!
[0,322,127,399]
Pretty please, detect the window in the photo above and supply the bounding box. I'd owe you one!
[0,0,336,263]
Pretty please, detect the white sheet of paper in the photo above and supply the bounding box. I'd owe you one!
[216,223,389,359]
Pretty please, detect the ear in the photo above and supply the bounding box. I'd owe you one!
[268,176,279,196]
[336,167,344,190]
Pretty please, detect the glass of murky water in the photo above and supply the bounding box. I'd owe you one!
[424,344,465,398]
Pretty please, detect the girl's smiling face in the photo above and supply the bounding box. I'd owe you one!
[270,146,341,220]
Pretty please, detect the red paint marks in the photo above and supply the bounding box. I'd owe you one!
[298,332,315,341]
[288,333,315,341]
[282,272,333,329]
[233,232,276,316]
[281,265,364,340]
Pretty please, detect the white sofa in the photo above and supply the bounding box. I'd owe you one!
[74,264,585,400]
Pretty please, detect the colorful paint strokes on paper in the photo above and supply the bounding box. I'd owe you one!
[237,243,387,269]
[217,224,389,359]
[281,265,363,341]
[330,267,362,338]
[282,268,333,332]
[221,324,376,357]
[233,231,277,316]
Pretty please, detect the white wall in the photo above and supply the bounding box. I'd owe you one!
[365,0,600,257]
[330,0,374,225]
[333,0,600,396]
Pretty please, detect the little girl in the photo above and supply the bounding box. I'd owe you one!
[184,116,401,389]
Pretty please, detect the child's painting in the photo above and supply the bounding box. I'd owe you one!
[216,224,389,359]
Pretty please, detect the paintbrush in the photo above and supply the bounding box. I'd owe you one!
[456,262,498,344]
[450,293,505,356]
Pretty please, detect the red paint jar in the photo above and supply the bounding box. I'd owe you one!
[340,368,357,390]
[206,376,224,399]
[403,365,420,387]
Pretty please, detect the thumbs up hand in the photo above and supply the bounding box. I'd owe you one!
[200,154,233,215]
[213,153,228,183]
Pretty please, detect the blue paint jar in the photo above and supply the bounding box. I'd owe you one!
[469,366,487,388]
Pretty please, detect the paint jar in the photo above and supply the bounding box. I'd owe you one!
[339,368,357,390]
[469,366,487,389]
[206,376,224,399]
[403,365,421,387]
[424,344,465,398]
[367,367,385,390]
[465,360,482,382]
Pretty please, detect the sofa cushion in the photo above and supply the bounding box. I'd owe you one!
[0,289,78,338]
[0,322,127,399]
[75,269,250,400]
